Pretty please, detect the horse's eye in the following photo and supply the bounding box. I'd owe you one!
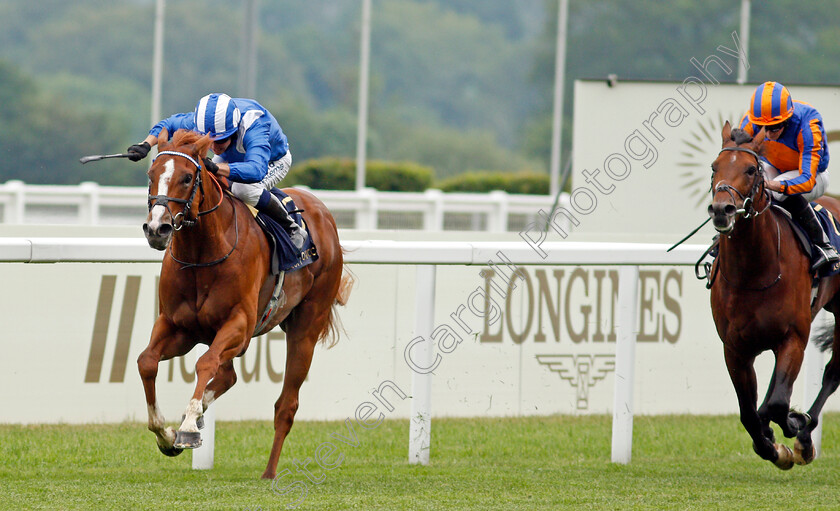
[182,174,193,185]
[710,165,717,173]
[746,166,757,176]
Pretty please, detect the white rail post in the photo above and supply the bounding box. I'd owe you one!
[611,265,639,464]
[192,343,216,470]
[409,265,436,465]
[804,310,827,458]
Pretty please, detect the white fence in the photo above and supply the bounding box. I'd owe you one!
[1,237,697,468]
[0,238,826,469]
[0,181,561,232]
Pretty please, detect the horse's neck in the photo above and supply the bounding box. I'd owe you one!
[719,210,780,280]
[170,171,232,260]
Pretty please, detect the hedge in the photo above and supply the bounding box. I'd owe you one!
[286,159,550,195]
[436,171,550,195]
[285,158,433,192]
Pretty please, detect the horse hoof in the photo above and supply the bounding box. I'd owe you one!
[157,443,184,457]
[794,438,815,465]
[787,411,810,436]
[773,443,794,470]
[181,414,205,430]
[174,430,202,449]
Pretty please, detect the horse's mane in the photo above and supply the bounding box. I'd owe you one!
[730,128,754,146]
[169,129,204,148]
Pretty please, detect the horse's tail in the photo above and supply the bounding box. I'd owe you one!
[320,263,355,349]
[810,315,835,352]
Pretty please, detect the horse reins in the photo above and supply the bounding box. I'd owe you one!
[148,151,224,229]
[148,151,239,269]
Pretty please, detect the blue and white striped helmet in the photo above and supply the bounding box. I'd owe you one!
[194,93,241,140]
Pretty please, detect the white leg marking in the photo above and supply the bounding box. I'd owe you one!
[148,402,176,446]
[180,398,204,433]
[202,390,216,411]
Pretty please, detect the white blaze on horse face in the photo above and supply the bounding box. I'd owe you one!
[148,158,176,228]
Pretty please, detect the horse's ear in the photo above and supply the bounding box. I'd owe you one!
[196,134,213,158]
[158,128,170,150]
[721,121,732,145]
[752,126,766,147]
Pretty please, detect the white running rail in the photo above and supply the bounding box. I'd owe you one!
[0,181,562,232]
[0,237,712,468]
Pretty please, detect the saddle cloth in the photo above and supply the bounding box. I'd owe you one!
[775,202,840,277]
[252,189,318,275]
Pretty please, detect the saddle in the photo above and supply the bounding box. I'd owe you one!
[245,189,319,335]
[772,203,840,278]
[250,189,318,275]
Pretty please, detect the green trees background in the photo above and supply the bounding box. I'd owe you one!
[1,0,838,187]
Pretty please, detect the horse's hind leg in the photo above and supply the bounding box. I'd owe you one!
[797,310,840,464]
[261,325,319,480]
[262,280,337,480]
[725,347,794,469]
[137,318,194,456]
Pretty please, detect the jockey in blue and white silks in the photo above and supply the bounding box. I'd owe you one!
[127,93,307,250]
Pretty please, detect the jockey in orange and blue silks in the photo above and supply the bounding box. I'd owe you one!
[738,81,839,272]
[126,93,307,249]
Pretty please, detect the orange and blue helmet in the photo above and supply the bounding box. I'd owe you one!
[748,81,794,126]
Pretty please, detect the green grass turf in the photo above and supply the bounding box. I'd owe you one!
[2,414,840,510]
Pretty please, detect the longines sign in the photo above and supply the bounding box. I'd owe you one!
[0,259,723,423]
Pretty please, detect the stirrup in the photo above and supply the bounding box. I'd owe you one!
[812,245,840,272]
[289,225,308,250]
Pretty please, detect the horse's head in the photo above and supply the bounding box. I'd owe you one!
[143,129,213,250]
[707,121,767,233]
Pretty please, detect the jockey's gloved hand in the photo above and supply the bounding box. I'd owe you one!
[126,142,151,162]
[202,157,219,174]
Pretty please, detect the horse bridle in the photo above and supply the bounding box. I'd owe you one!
[148,150,237,269]
[709,146,782,290]
[712,146,770,219]
[148,150,222,230]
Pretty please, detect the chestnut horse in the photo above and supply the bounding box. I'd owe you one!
[138,129,352,479]
[708,121,840,469]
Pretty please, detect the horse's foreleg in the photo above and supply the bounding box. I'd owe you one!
[176,314,249,449]
[138,318,194,456]
[202,360,237,412]
[724,347,792,468]
[762,339,806,439]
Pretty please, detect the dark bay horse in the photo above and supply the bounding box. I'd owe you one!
[708,121,840,469]
[138,129,352,479]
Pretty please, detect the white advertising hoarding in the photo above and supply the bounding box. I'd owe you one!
[0,249,830,424]
[571,80,840,239]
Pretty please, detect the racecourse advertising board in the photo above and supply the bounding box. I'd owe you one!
[0,233,833,424]
[570,80,840,240]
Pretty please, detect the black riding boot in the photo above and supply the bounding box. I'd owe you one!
[788,196,840,272]
[260,193,308,250]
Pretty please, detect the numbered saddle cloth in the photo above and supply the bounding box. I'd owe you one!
[254,189,318,275]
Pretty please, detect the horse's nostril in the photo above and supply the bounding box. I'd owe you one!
[707,205,715,216]
[724,204,737,216]
[159,223,173,237]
